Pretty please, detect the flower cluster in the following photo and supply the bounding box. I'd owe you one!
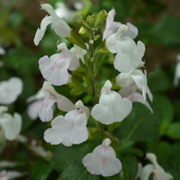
[32,4,155,177]
[0,77,23,151]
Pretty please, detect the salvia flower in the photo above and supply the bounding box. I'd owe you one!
[27,81,74,121]
[106,24,145,73]
[34,3,71,45]
[103,9,138,40]
[0,78,23,105]
[39,43,79,86]
[140,153,173,180]
[174,54,180,86]
[0,107,22,141]
[44,100,89,146]
[82,138,122,177]
[91,80,132,125]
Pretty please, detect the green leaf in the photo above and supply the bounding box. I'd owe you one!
[166,122,180,139]
[149,15,180,47]
[109,122,122,133]
[148,69,171,93]
[67,76,87,92]
[73,59,89,77]
[58,161,100,180]
[120,153,138,180]
[50,144,85,171]
[117,103,162,142]
[94,40,110,56]
[122,148,144,157]
[66,29,87,49]
[31,159,52,180]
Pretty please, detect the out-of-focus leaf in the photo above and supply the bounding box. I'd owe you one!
[117,103,162,142]
[148,69,171,93]
[166,122,180,139]
[120,153,138,180]
[31,159,52,180]
[149,15,180,47]
[58,161,100,180]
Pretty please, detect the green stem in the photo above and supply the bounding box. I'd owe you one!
[89,29,104,138]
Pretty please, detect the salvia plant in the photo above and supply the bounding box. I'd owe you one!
[21,3,174,180]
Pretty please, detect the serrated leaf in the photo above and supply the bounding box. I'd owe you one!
[31,159,52,180]
[50,144,85,171]
[120,153,138,180]
[58,161,100,180]
[117,103,162,142]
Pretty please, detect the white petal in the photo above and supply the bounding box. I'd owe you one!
[0,77,23,105]
[44,128,64,145]
[122,22,138,39]
[27,89,46,103]
[58,43,79,71]
[39,54,70,86]
[39,96,57,122]
[0,106,8,115]
[103,9,121,40]
[27,100,42,120]
[132,93,153,113]
[82,138,122,177]
[106,33,118,53]
[91,91,132,125]
[0,47,6,55]
[33,16,53,46]
[41,3,71,38]
[0,113,22,141]
[116,72,133,87]
[140,164,154,180]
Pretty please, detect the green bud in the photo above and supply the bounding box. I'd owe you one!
[86,13,97,27]
[94,9,107,28]
[79,26,91,38]
[91,57,95,62]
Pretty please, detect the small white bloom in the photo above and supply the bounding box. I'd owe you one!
[103,9,138,40]
[39,43,79,86]
[106,24,145,73]
[44,100,89,146]
[27,81,74,121]
[0,112,22,141]
[174,54,180,86]
[82,138,122,177]
[34,3,71,46]
[91,80,132,125]
[0,170,24,180]
[140,153,173,180]
[0,47,6,55]
[119,84,153,113]
[0,78,23,105]
[116,68,152,101]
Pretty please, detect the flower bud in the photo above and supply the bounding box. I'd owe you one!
[94,9,107,28]
[79,26,91,38]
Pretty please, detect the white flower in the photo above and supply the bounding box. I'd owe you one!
[34,3,71,46]
[27,81,74,121]
[119,84,153,113]
[0,77,23,105]
[116,68,152,101]
[0,111,22,141]
[39,43,79,86]
[82,138,122,177]
[44,100,89,146]
[174,54,180,86]
[91,80,132,125]
[0,170,24,180]
[0,47,6,55]
[106,24,145,73]
[140,153,173,180]
[103,9,138,40]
